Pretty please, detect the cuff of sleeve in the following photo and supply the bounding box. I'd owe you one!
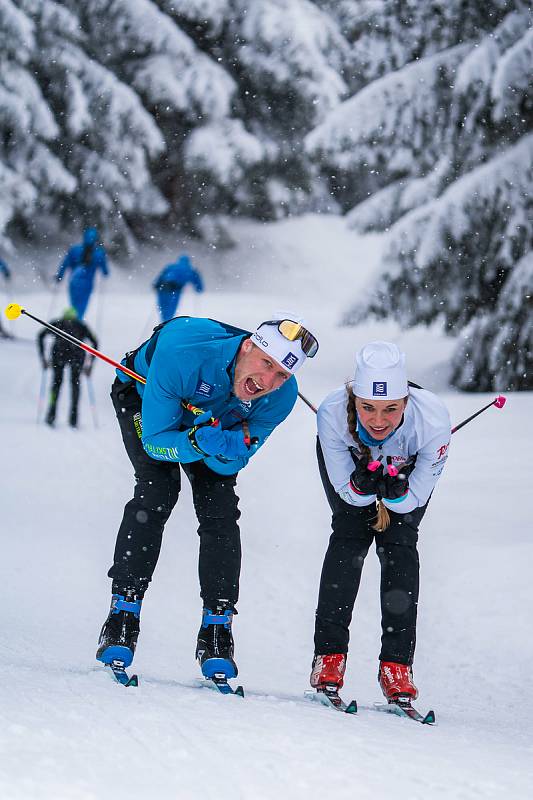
[339,483,376,507]
[381,490,409,503]
[381,491,416,513]
[349,478,373,496]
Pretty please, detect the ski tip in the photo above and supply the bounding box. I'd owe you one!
[345,699,358,714]
[235,685,245,698]
[423,709,436,724]
[126,674,139,688]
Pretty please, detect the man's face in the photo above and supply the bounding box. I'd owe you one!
[355,396,407,440]
[233,339,292,400]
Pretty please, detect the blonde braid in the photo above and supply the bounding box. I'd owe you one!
[345,383,390,532]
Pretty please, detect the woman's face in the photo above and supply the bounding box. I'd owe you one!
[355,396,407,440]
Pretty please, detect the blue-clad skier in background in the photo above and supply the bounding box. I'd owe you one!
[55,227,108,319]
[0,258,10,281]
[0,258,13,339]
[96,314,319,686]
[153,254,203,322]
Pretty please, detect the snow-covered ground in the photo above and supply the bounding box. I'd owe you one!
[1,215,532,800]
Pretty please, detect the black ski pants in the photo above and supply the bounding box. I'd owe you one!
[108,379,242,608]
[314,439,428,665]
[47,359,83,424]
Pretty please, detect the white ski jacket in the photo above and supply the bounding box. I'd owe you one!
[317,386,451,514]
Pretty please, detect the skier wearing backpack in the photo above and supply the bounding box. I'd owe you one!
[55,227,108,319]
[37,307,98,428]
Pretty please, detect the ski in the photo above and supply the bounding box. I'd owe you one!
[198,674,244,697]
[304,688,357,714]
[107,659,138,687]
[372,699,435,725]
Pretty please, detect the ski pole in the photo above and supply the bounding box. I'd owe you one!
[298,391,317,413]
[95,274,106,333]
[451,395,506,433]
[297,388,507,436]
[36,367,48,424]
[5,303,146,385]
[46,280,59,318]
[86,375,99,429]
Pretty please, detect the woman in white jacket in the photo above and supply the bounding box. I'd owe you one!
[310,341,451,703]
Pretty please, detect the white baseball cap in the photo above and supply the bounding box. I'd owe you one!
[353,341,408,400]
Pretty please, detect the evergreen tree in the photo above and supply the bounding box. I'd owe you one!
[308,0,532,390]
[1,0,350,247]
[0,0,75,250]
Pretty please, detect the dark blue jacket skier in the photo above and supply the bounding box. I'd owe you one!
[153,254,203,322]
[55,227,108,319]
[0,259,11,280]
[0,259,12,338]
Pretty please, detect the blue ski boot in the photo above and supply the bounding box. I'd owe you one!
[195,601,237,680]
[96,591,142,669]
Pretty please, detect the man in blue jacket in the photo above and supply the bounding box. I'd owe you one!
[55,227,108,319]
[96,314,319,683]
[153,253,204,322]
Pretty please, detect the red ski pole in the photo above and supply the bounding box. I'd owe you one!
[5,303,146,385]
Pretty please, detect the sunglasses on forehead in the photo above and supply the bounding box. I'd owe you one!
[259,319,319,358]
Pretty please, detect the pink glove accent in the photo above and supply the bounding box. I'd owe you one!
[494,395,506,409]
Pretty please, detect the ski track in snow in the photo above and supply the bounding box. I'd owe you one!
[1,217,532,799]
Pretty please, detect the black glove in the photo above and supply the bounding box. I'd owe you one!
[350,456,383,495]
[378,458,412,500]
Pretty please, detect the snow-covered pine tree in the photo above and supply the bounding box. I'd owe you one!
[1,0,351,247]
[307,0,532,391]
[21,0,167,252]
[155,0,350,223]
[0,0,75,250]
[451,251,533,391]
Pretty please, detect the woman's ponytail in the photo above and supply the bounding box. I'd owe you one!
[345,383,390,532]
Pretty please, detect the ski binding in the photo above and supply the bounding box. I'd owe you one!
[200,672,244,697]
[373,696,435,724]
[108,658,138,687]
[304,686,357,714]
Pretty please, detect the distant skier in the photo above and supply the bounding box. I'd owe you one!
[55,227,108,319]
[96,314,319,685]
[0,258,13,339]
[153,254,203,322]
[37,307,98,428]
[309,341,451,705]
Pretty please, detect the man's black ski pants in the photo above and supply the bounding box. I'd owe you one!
[314,439,428,665]
[108,379,241,608]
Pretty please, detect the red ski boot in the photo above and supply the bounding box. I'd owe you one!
[310,653,346,691]
[379,661,418,701]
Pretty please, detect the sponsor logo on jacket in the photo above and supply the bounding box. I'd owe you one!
[195,379,214,397]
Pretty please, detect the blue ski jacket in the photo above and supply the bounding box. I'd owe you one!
[117,317,298,475]
[153,255,203,294]
[56,228,108,290]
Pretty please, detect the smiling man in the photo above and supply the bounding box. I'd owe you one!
[96,314,318,685]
